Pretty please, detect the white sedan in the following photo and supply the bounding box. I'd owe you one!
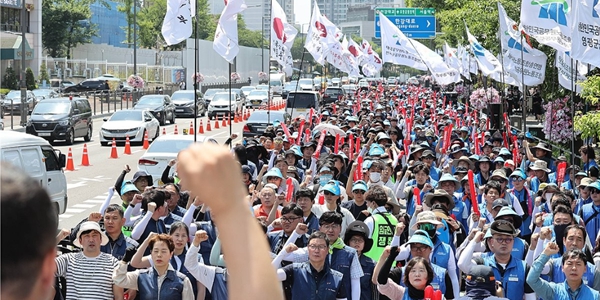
[245,90,270,108]
[138,134,218,185]
[99,109,160,146]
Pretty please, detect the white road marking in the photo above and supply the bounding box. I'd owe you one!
[84,199,106,204]
[59,214,73,219]
[67,182,87,190]
[72,204,97,209]
[65,208,85,214]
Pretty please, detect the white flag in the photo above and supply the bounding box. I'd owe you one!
[443,43,462,73]
[380,14,427,70]
[341,36,361,77]
[213,0,247,62]
[457,45,471,80]
[520,0,572,52]
[305,2,337,65]
[412,40,461,85]
[161,0,192,45]
[270,0,297,76]
[466,25,502,76]
[469,56,479,74]
[347,38,366,65]
[556,51,587,92]
[571,0,600,68]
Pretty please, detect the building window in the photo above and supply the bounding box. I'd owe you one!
[1,6,29,33]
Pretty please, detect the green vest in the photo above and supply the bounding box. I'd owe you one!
[121,202,133,237]
[364,212,397,262]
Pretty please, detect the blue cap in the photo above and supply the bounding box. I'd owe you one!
[121,183,139,194]
[264,168,284,179]
[525,132,534,139]
[469,154,480,161]
[369,145,385,156]
[273,119,281,127]
[494,157,505,163]
[323,181,341,196]
[352,180,368,192]
[510,170,526,179]
[588,181,600,190]
[499,148,511,156]
[362,160,373,171]
[407,230,434,248]
[438,173,459,185]
[460,126,469,132]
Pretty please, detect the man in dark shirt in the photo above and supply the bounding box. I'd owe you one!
[342,180,369,221]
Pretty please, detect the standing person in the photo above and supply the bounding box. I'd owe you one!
[268,204,308,256]
[101,204,140,260]
[115,165,153,196]
[131,189,170,247]
[272,232,347,300]
[295,188,320,233]
[344,221,376,300]
[113,233,195,300]
[342,180,370,220]
[1,162,59,300]
[55,221,123,299]
[374,252,436,300]
[579,181,600,248]
[527,242,600,300]
[362,185,398,261]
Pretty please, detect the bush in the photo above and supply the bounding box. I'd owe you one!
[25,67,36,90]
[2,67,18,90]
[39,64,50,86]
[0,88,10,95]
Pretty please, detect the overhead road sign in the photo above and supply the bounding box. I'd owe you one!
[375,7,436,39]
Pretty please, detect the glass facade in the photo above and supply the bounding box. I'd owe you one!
[1,6,30,32]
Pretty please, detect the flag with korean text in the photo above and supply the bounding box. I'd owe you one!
[412,40,461,84]
[380,14,427,70]
[213,0,247,62]
[271,0,297,76]
[556,51,587,92]
[572,0,600,67]
[305,2,337,65]
[520,0,572,52]
[161,0,193,45]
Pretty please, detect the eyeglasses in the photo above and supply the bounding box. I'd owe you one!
[324,191,335,196]
[349,237,365,244]
[321,224,340,231]
[411,244,430,252]
[492,178,506,183]
[494,237,514,244]
[308,244,328,251]
[281,217,301,223]
[511,177,524,182]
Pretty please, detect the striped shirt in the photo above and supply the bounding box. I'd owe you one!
[55,252,119,300]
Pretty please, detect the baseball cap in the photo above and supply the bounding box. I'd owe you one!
[352,180,368,192]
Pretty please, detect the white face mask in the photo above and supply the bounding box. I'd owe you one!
[369,172,381,183]
[544,192,554,202]
[367,206,374,214]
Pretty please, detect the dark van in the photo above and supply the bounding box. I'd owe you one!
[25,97,93,145]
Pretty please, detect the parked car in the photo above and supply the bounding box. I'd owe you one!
[171,90,206,117]
[207,92,239,120]
[63,79,110,94]
[243,110,291,138]
[298,78,314,91]
[256,84,270,92]
[138,135,218,186]
[99,109,160,146]
[121,82,138,93]
[231,89,245,106]
[133,95,176,125]
[32,88,59,100]
[2,90,38,115]
[341,84,357,98]
[202,88,225,107]
[245,90,270,108]
[240,86,256,97]
[51,79,75,92]
[322,87,346,104]
[282,82,299,99]
[25,97,93,145]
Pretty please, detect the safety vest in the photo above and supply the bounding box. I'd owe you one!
[551,259,596,287]
[482,255,527,300]
[364,212,398,261]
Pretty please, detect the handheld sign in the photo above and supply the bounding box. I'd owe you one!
[308,108,314,127]
[468,170,480,216]
[557,162,567,186]
[285,177,294,202]
[355,135,361,154]
[414,187,421,205]
[313,130,327,159]
[318,193,325,205]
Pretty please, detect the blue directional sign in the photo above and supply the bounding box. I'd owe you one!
[374,8,436,39]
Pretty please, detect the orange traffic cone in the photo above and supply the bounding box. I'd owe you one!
[206,119,211,131]
[234,112,239,123]
[227,113,231,126]
[80,144,91,166]
[129,94,132,102]
[189,121,194,133]
[222,115,227,127]
[198,120,205,134]
[66,147,75,171]
[214,118,220,129]
[142,131,150,150]
[162,127,166,135]
[174,125,179,135]
[110,138,118,159]
[124,135,132,155]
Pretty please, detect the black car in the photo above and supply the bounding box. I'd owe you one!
[25,97,93,145]
[133,95,176,125]
[243,110,291,138]
[322,87,346,104]
[170,90,206,117]
[63,79,110,94]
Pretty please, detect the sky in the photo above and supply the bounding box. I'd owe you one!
[294,0,311,26]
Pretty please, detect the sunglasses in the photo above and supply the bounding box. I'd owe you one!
[324,190,335,196]
[590,188,600,194]
[353,190,365,194]
[492,178,506,183]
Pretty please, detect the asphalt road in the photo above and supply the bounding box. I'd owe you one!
[55,98,283,231]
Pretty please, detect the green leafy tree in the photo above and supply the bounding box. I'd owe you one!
[25,68,36,90]
[42,0,101,58]
[2,67,18,90]
[117,0,135,47]
[39,64,50,85]
[574,111,600,140]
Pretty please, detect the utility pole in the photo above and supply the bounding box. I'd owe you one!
[20,0,27,126]
[133,0,137,76]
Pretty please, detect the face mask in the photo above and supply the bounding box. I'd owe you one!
[554,223,568,253]
[544,192,554,202]
[369,172,381,182]
[419,223,437,240]
[367,206,374,214]
[319,174,333,186]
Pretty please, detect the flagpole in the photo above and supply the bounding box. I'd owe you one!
[193,0,199,143]
[570,58,576,167]
[520,35,526,133]
[229,63,233,147]
[497,26,506,115]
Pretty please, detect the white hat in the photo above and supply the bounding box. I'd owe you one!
[74,221,109,247]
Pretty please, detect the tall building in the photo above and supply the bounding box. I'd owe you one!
[314,0,404,25]
[242,0,294,40]
[90,0,129,48]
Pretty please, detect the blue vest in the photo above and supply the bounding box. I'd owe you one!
[195,221,217,265]
[170,252,198,297]
[431,239,452,270]
[268,231,309,254]
[330,247,356,300]
[290,262,344,300]
[554,281,599,300]
[551,259,596,287]
[137,218,167,255]
[581,203,600,248]
[211,270,228,300]
[452,196,468,231]
[398,263,447,293]
[482,255,527,300]
[510,187,533,237]
[512,237,527,260]
[137,268,186,300]
[359,255,375,300]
